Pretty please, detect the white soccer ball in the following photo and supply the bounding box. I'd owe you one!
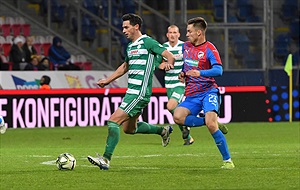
[56,153,76,170]
[0,116,4,126]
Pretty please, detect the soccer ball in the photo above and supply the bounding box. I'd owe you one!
[0,116,4,126]
[56,153,76,170]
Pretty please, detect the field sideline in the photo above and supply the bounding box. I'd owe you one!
[0,122,299,190]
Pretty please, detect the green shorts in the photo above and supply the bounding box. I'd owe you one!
[119,94,150,117]
[166,86,185,103]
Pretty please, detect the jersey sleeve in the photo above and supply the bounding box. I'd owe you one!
[144,38,166,56]
[207,46,222,66]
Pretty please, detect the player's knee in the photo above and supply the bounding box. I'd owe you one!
[123,128,135,134]
[205,120,218,132]
[173,112,184,125]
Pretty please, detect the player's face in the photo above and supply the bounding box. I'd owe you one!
[186,24,200,45]
[122,20,136,41]
[166,27,180,43]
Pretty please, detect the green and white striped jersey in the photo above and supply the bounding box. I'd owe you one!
[125,35,166,98]
[162,40,185,89]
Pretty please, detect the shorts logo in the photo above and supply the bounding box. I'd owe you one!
[120,102,128,108]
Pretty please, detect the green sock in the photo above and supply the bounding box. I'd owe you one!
[135,122,163,135]
[103,121,120,161]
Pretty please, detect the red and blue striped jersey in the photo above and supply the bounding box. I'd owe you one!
[182,41,222,97]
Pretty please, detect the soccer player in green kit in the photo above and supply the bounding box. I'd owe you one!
[87,13,175,170]
[156,25,194,145]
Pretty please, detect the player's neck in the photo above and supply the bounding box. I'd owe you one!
[194,37,206,46]
[132,31,143,42]
[169,40,178,47]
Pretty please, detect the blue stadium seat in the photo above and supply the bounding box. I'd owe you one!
[41,0,66,23]
[82,0,100,16]
[81,15,96,41]
[274,33,291,60]
[236,0,253,21]
[292,50,299,66]
[233,34,250,57]
[122,0,136,14]
[212,0,224,22]
[281,0,298,21]
[289,19,299,40]
[228,15,239,40]
[243,53,260,68]
[101,0,122,20]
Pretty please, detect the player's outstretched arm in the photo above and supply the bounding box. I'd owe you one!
[97,62,129,88]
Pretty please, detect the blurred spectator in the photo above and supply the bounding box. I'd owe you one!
[9,36,26,70]
[24,56,40,71]
[40,75,51,90]
[48,36,80,70]
[0,52,3,70]
[22,36,38,63]
[39,57,50,70]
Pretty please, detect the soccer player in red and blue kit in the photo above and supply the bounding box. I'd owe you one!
[173,17,235,169]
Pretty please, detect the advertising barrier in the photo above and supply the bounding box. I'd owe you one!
[0,71,162,89]
[0,86,285,129]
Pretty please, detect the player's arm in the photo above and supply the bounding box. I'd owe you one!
[185,65,223,77]
[186,47,223,77]
[161,49,175,71]
[97,62,129,88]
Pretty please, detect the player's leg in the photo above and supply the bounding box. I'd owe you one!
[203,92,234,169]
[87,108,128,170]
[174,96,205,127]
[121,97,173,147]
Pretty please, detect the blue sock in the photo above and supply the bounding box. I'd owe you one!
[184,115,205,127]
[212,130,231,160]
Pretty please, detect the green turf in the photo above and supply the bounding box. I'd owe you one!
[0,122,299,190]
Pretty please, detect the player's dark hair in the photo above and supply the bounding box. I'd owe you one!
[187,17,207,32]
[122,13,143,30]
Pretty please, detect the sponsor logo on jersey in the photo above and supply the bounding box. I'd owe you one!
[185,59,198,67]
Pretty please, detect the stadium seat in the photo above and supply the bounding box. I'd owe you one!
[292,50,299,66]
[236,0,253,21]
[0,54,13,70]
[243,53,260,68]
[289,19,299,40]
[15,17,31,37]
[227,15,239,40]
[42,43,51,56]
[212,0,224,22]
[1,23,11,37]
[122,0,136,14]
[81,16,96,41]
[233,34,250,57]
[2,43,12,57]
[281,0,298,22]
[274,33,290,60]
[82,61,92,70]
[82,0,100,16]
[41,0,66,23]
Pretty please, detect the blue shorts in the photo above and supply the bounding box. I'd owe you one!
[178,89,221,116]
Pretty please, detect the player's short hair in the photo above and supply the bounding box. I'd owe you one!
[168,25,179,32]
[187,17,207,32]
[122,13,143,30]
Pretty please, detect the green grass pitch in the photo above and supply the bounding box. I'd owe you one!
[0,122,299,190]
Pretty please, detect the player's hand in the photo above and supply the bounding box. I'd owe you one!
[96,79,109,88]
[178,72,185,83]
[185,70,200,77]
[164,63,174,71]
[158,62,166,70]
